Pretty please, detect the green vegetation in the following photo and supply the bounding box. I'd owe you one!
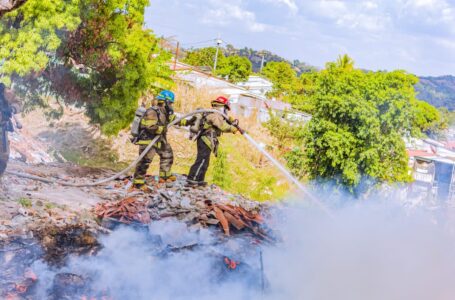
[218,56,252,84]
[184,47,220,69]
[45,202,56,210]
[183,45,317,83]
[261,61,299,99]
[0,0,81,79]
[266,55,446,191]
[212,148,232,189]
[183,47,252,83]
[18,197,32,208]
[1,0,172,135]
[210,135,290,201]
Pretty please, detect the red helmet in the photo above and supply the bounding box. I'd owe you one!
[211,96,231,110]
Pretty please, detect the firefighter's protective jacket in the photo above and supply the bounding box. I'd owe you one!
[137,106,191,147]
[200,112,237,155]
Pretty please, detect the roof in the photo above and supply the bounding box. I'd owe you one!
[407,150,434,157]
[173,61,249,92]
[237,75,273,87]
[235,95,291,111]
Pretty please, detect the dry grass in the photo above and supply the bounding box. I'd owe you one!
[168,83,292,201]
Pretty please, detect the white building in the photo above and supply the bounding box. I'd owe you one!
[237,75,273,98]
[173,62,311,123]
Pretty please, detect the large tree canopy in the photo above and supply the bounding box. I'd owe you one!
[217,55,252,84]
[183,47,252,83]
[278,57,443,189]
[261,61,299,99]
[0,0,173,134]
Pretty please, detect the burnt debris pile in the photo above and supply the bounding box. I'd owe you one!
[1,174,274,299]
[94,175,273,241]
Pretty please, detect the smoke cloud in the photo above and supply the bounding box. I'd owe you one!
[30,192,455,300]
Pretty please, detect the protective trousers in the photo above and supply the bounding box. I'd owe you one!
[0,127,9,176]
[187,137,212,183]
[133,142,174,185]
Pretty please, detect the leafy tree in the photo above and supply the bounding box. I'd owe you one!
[217,55,252,83]
[0,0,81,81]
[284,57,428,188]
[183,47,221,69]
[261,61,299,99]
[1,0,173,135]
[413,100,444,134]
[336,54,355,70]
[183,47,251,83]
[64,0,173,134]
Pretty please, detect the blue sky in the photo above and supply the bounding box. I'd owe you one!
[145,0,455,76]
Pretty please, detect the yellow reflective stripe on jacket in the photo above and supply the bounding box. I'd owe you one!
[156,126,164,134]
[218,123,233,132]
[141,119,157,126]
[137,140,161,148]
[169,114,176,122]
[133,179,145,184]
[180,119,188,126]
[201,136,212,150]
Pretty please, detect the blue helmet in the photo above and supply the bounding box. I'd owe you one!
[156,90,175,103]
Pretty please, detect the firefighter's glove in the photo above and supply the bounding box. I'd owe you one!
[156,126,165,134]
[180,116,195,126]
[231,119,239,126]
[187,116,197,126]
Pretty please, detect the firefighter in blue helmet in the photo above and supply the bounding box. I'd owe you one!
[132,90,193,189]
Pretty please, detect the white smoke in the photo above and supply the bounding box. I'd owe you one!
[30,193,455,300]
[264,198,455,300]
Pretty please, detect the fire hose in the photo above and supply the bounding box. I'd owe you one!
[6,108,331,214]
[5,109,236,188]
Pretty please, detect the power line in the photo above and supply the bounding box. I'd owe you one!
[181,39,216,46]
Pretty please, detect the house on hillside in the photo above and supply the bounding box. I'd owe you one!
[172,61,311,123]
[407,138,455,204]
[237,75,273,98]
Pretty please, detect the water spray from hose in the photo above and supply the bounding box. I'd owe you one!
[242,133,331,215]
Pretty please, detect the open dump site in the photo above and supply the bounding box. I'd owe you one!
[3,162,455,300]
[0,161,276,299]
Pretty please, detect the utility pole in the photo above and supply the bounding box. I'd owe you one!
[213,37,223,72]
[173,41,180,70]
[260,52,265,73]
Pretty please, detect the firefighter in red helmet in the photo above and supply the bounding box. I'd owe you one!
[186,96,239,187]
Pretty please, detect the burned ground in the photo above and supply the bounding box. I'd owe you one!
[0,160,274,299]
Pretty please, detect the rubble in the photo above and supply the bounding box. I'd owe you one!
[94,197,151,224]
[1,160,274,299]
[93,175,271,241]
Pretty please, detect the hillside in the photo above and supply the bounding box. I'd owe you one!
[223,44,316,74]
[415,76,455,110]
